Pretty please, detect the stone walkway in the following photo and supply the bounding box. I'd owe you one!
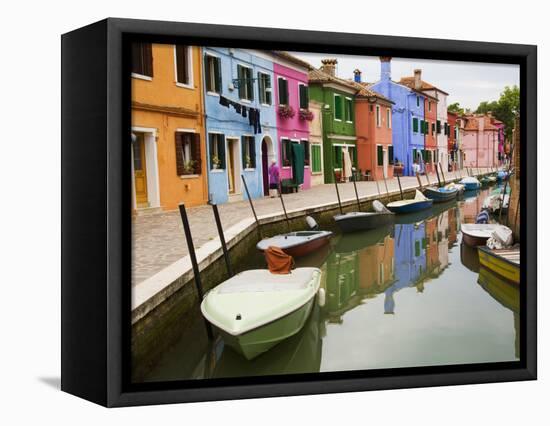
[132,169,476,285]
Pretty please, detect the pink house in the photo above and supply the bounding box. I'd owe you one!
[273,56,312,190]
[461,114,499,168]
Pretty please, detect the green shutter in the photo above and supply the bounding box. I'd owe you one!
[334,95,343,120]
[311,145,321,173]
[377,145,383,166]
[413,117,419,133]
[388,146,394,165]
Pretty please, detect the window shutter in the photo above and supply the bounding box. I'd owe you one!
[237,66,245,99]
[192,133,201,174]
[204,56,212,91]
[413,117,419,133]
[175,45,188,84]
[131,43,142,75]
[214,57,221,93]
[377,146,383,166]
[175,133,184,175]
[437,120,441,134]
[218,135,226,169]
[250,138,256,168]
[143,43,153,77]
[389,146,394,165]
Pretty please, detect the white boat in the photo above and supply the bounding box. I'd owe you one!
[482,193,510,213]
[256,230,332,257]
[201,268,322,360]
[461,223,510,247]
[459,176,481,191]
[387,190,433,214]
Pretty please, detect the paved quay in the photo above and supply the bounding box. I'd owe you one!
[132,169,476,285]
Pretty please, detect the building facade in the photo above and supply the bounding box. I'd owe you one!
[203,48,278,204]
[309,59,358,183]
[272,54,312,190]
[131,43,208,212]
[461,114,499,168]
[447,111,458,171]
[370,57,426,177]
[352,70,395,181]
[424,95,438,174]
[308,99,325,186]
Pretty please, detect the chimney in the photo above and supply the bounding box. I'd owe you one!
[320,59,338,77]
[380,56,392,81]
[414,69,422,90]
[353,69,362,83]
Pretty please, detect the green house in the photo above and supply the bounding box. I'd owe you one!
[308,60,358,183]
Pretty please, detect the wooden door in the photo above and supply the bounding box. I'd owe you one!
[227,139,235,194]
[133,134,148,206]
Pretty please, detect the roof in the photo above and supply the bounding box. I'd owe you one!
[463,114,499,131]
[347,80,393,104]
[399,76,449,96]
[307,67,359,91]
[271,51,314,70]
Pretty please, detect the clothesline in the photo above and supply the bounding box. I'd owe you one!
[219,95,262,134]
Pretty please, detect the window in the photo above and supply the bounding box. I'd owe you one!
[436,120,441,134]
[432,122,436,135]
[386,108,391,129]
[281,138,292,166]
[376,105,381,127]
[237,65,254,101]
[241,136,256,168]
[420,120,425,134]
[205,55,221,94]
[345,98,353,122]
[209,133,225,169]
[455,126,459,139]
[131,42,153,78]
[278,78,289,105]
[415,240,420,257]
[258,72,272,105]
[428,101,432,111]
[413,148,418,163]
[175,132,201,175]
[299,84,309,109]
[377,145,383,166]
[175,45,192,86]
[388,145,394,165]
[413,117,419,133]
[301,140,310,166]
[311,144,322,173]
[416,96,420,107]
[334,94,343,120]
[426,150,432,163]
[334,146,343,168]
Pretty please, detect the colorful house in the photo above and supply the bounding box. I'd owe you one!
[272,52,313,190]
[399,69,450,172]
[308,99,325,186]
[488,114,506,166]
[352,70,395,181]
[203,48,277,204]
[308,59,358,183]
[131,43,208,212]
[370,58,427,176]
[447,111,458,170]
[461,114,499,168]
[424,95,438,174]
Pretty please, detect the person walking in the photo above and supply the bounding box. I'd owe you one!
[268,159,280,198]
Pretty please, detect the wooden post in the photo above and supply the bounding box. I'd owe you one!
[382,175,390,200]
[396,174,404,200]
[439,162,447,185]
[332,170,344,215]
[352,171,361,212]
[241,174,262,239]
[210,202,233,278]
[435,164,442,187]
[178,203,213,340]
[278,182,291,232]
[416,172,423,190]
[375,179,382,198]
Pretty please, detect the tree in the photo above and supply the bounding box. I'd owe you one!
[447,102,464,115]
[475,85,519,141]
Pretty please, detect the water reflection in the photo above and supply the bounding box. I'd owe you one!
[142,189,519,382]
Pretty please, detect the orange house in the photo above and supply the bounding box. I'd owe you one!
[131,43,208,213]
[353,80,394,181]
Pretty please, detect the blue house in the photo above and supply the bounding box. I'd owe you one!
[370,57,426,176]
[203,48,278,204]
[384,222,427,314]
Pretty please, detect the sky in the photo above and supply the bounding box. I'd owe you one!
[293,52,519,111]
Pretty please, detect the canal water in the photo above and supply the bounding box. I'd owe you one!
[143,186,519,382]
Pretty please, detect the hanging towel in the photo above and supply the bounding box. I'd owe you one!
[265,246,294,274]
[291,142,305,185]
[241,106,247,118]
[343,148,353,182]
[219,96,230,108]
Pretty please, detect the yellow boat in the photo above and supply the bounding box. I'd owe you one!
[477,266,519,312]
[477,245,520,285]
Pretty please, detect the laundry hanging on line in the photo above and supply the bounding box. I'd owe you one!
[218,95,262,134]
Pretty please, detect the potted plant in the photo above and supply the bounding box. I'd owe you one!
[212,156,220,169]
[299,109,314,121]
[278,105,295,119]
[245,155,252,169]
[183,160,196,175]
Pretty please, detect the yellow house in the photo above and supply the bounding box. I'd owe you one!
[131,43,208,212]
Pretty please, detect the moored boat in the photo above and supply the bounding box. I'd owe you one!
[201,267,322,360]
[334,200,394,233]
[461,223,508,247]
[257,230,332,257]
[478,245,520,284]
[387,190,433,214]
[423,186,459,203]
[460,176,481,191]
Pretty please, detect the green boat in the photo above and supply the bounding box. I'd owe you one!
[201,268,322,360]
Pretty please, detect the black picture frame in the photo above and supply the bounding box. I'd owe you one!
[61,17,537,407]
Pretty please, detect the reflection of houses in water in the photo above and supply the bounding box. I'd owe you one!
[385,223,427,314]
[437,211,450,273]
[324,251,361,323]
[447,207,459,248]
[460,190,486,222]
[358,234,395,294]
[425,217,441,279]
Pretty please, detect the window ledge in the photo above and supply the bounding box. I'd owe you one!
[240,99,252,104]
[132,73,152,81]
[176,82,194,90]
[210,169,225,173]
[180,174,200,179]
[243,168,256,172]
[207,91,220,97]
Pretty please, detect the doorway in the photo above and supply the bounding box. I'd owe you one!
[226,137,240,195]
[133,133,148,207]
[383,148,388,179]
[261,136,274,196]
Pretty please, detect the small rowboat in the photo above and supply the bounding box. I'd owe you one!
[460,223,509,247]
[423,186,458,203]
[201,268,322,360]
[445,182,465,195]
[257,230,332,258]
[478,245,520,285]
[387,190,433,214]
[334,200,394,233]
[460,176,481,191]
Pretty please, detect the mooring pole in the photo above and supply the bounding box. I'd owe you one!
[178,203,213,340]
[439,162,447,185]
[278,182,291,232]
[375,179,382,198]
[241,174,262,239]
[435,164,442,187]
[396,174,404,200]
[499,174,510,223]
[210,202,234,278]
[416,172,423,190]
[383,175,390,200]
[352,171,361,212]
[332,170,344,214]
